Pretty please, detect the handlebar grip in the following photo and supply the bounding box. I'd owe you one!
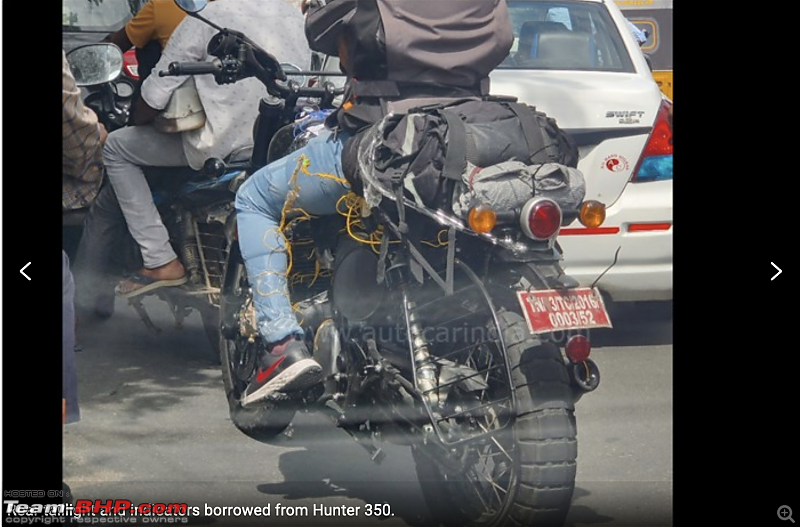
[288,83,346,99]
[159,60,222,77]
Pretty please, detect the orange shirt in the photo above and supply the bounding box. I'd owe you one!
[124,0,188,50]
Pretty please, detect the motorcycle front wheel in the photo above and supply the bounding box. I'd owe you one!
[412,309,577,527]
[218,244,297,440]
[219,334,297,440]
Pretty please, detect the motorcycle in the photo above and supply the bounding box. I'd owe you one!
[64,42,282,361]
[166,0,613,524]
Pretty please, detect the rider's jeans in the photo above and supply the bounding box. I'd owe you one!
[103,125,188,269]
[235,129,350,344]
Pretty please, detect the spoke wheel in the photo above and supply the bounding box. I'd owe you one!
[413,309,577,527]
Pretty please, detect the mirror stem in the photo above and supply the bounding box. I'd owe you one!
[188,12,223,32]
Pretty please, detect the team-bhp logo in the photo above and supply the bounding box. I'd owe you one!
[4,499,191,523]
[602,155,630,172]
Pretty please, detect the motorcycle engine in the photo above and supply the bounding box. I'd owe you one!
[331,240,385,322]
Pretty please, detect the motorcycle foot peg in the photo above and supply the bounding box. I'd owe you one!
[569,358,600,393]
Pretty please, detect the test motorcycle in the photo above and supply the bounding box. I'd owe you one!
[163,0,612,525]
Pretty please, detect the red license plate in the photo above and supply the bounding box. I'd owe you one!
[517,287,613,334]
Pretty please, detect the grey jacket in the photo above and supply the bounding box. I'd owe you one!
[306,0,512,87]
[305,0,514,132]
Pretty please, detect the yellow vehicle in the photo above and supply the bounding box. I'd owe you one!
[615,0,673,100]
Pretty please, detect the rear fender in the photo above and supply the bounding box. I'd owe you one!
[485,261,579,313]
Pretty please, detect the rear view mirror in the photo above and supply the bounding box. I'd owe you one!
[174,0,208,13]
[66,44,123,86]
[281,63,307,87]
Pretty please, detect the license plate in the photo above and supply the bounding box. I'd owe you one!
[517,287,613,334]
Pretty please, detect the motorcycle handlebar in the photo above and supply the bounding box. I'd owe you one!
[159,60,222,77]
[268,81,345,101]
[160,58,345,104]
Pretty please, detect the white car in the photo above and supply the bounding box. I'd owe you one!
[490,0,673,303]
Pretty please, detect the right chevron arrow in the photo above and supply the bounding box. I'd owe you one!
[771,262,782,281]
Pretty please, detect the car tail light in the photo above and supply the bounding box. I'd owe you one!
[579,200,606,228]
[123,49,139,80]
[566,334,590,362]
[632,100,673,182]
[520,198,562,240]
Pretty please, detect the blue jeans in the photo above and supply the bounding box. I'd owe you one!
[235,129,350,344]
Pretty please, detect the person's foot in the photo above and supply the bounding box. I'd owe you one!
[115,259,187,298]
[241,337,323,407]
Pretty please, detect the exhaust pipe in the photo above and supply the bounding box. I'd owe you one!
[569,358,600,393]
[313,319,342,398]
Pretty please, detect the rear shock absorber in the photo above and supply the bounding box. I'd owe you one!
[404,293,440,410]
[180,209,201,285]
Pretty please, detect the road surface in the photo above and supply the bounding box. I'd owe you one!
[64,297,672,526]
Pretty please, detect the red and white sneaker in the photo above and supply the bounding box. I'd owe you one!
[241,338,323,406]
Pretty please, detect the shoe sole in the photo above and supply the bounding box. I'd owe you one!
[116,277,188,299]
[241,360,323,407]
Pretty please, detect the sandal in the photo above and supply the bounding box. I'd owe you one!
[115,271,187,299]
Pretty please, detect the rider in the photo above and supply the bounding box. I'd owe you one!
[234,0,514,406]
[74,0,188,319]
[104,0,190,83]
[106,0,310,298]
[73,0,212,318]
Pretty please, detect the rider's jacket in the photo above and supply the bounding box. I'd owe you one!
[304,0,514,135]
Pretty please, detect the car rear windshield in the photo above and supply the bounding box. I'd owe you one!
[62,0,138,32]
[500,1,635,72]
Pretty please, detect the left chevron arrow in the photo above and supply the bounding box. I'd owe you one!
[20,262,31,281]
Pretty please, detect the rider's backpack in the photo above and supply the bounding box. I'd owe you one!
[342,98,583,216]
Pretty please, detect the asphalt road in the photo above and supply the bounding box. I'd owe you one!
[64,297,672,527]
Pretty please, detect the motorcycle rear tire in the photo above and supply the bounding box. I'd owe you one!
[412,309,577,527]
[219,335,297,441]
